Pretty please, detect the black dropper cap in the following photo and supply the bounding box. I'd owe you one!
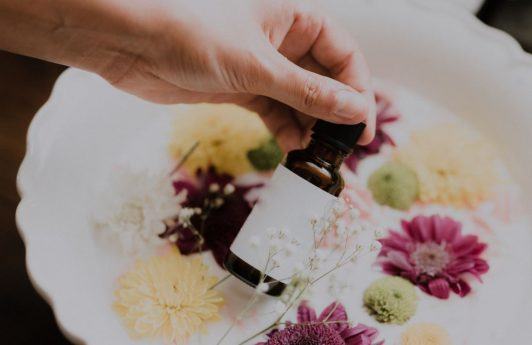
[311,120,366,153]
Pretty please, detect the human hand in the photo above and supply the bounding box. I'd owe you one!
[1,0,376,151]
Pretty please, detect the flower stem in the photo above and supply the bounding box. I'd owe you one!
[170,141,199,176]
[209,274,231,290]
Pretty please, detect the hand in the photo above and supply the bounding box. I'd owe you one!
[1,0,376,151]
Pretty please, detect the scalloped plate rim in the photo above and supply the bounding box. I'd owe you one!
[15,0,532,343]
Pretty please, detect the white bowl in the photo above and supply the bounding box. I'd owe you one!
[17,0,532,344]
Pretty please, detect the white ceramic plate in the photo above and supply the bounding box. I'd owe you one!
[17,0,532,344]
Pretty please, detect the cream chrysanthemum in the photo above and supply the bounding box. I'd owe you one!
[395,124,498,208]
[114,248,223,343]
[169,104,270,175]
[401,323,452,345]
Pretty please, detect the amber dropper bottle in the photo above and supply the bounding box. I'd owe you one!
[224,120,366,296]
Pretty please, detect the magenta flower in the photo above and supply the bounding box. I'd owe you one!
[257,301,383,345]
[160,167,261,267]
[378,215,489,299]
[345,93,399,172]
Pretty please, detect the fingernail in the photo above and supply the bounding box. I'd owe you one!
[334,90,367,119]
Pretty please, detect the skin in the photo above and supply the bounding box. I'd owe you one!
[0,0,376,151]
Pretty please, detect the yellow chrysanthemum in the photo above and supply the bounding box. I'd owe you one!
[395,124,498,208]
[114,248,223,343]
[169,103,270,175]
[401,323,452,345]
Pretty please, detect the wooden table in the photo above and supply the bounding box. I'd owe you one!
[0,1,529,343]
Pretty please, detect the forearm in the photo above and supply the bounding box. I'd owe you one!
[0,0,159,79]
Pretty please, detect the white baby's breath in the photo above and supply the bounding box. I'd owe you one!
[92,169,184,255]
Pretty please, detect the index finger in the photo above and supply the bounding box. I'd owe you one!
[310,17,376,144]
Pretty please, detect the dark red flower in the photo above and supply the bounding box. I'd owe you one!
[378,215,489,299]
[160,167,261,267]
[257,301,384,345]
[345,92,399,172]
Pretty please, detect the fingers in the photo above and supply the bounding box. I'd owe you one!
[274,4,376,143]
[251,50,370,125]
[309,16,376,143]
[243,97,305,152]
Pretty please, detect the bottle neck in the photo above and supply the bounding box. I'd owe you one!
[305,137,349,168]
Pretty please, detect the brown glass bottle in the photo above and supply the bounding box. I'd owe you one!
[224,120,366,296]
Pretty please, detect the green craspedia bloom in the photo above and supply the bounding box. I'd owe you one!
[363,276,418,324]
[368,162,419,210]
[247,137,284,171]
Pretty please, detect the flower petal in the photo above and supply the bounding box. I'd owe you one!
[297,301,317,323]
[318,302,348,333]
[386,250,414,271]
[428,278,451,299]
[450,279,471,297]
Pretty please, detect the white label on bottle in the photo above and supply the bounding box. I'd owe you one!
[230,165,338,281]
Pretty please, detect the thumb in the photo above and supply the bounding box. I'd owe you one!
[254,52,369,124]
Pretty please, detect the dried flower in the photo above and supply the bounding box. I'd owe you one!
[247,136,284,171]
[113,248,223,343]
[92,169,184,255]
[378,215,489,299]
[400,323,452,345]
[169,104,270,175]
[257,301,383,345]
[363,276,417,324]
[368,162,419,210]
[345,92,399,171]
[160,166,262,267]
[395,124,498,208]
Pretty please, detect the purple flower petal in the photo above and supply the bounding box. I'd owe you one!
[297,301,318,323]
[318,302,348,333]
[259,302,384,345]
[162,167,262,268]
[428,277,451,299]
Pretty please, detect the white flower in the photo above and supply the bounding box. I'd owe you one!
[256,282,270,293]
[348,208,361,220]
[370,241,382,252]
[336,219,348,236]
[178,207,196,226]
[208,183,220,193]
[223,183,235,195]
[92,169,184,255]
[266,227,278,238]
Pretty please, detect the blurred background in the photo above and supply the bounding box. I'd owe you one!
[0,1,530,344]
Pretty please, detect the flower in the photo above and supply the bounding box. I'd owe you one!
[257,301,384,345]
[169,103,271,175]
[368,162,419,210]
[378,215,489,299]
[400,323,452,345]
[345,92,399,171]
[113,247,223,343]
[247,136,284,171]
[394,124,498,208]
[363,276,417,324]
[160,166,262,267]
[92,169,184,255]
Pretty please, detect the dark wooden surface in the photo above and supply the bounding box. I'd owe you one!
[0,1,530,344]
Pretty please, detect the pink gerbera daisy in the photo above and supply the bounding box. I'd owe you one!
[378,215,489,299]
[257,301,383,345]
